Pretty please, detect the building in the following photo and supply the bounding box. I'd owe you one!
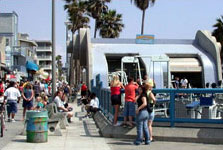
[0,36,7,78]
[0,12,18,69]
[13,33,38,79]
[35,40,52,77]
[68,28,222,88]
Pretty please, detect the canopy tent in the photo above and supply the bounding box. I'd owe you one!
[26,61,39,71]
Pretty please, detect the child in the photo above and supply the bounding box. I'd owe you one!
[35,96,44,110]
[43,95,48,107]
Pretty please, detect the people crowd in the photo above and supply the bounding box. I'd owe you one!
[0,79,74,123]
[109,75,156,145]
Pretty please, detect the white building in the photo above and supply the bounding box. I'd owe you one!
[35,40,52,77]
[68,29,222,88]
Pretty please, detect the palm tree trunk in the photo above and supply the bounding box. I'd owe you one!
[70,32,75,87]
[141,9,145,35]
[94,19,97,38]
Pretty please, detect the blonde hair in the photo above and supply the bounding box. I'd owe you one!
[111,75,120,87]
[36,96,42,102]
[144,79,154,90]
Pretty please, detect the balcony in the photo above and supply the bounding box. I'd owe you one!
[39,65,52,70]
[37,56,52,61]
[36,47,52,52]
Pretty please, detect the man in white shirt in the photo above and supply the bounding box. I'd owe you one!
[85,93,100,117]
[4,81,21,122]
[180,77,188,88]
[54,90,73,122]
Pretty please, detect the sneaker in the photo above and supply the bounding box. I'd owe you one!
[11,119,16,122]
[113,122,121,127]
[133,141,141,146]
[8,118,11,122]
[113,123,119,127]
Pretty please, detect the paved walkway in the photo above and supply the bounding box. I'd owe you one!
[1,100,111,150]
[1,98,223,150]
[0,103,24,149]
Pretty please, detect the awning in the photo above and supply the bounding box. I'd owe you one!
[26,61,39,71]
[170,58,202,72]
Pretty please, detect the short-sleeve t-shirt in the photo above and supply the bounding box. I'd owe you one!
[90,97,99,108]
[4,87,21,101]
[54,96,64,108]
[125,84,138,102]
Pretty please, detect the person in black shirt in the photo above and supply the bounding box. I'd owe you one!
[134,86,150,145]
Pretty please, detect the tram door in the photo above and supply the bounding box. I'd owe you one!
[121,56,142,85]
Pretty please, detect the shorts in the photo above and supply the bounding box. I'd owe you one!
[123,101,136,117]
[81,91,87,97]
[22,100,33,109]
[111,94,121,105]
[7,100,18,114]
[148,111,155,121]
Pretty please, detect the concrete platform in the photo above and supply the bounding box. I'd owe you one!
[93,111,223,144]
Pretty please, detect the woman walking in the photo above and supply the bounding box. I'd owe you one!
[145,79,156,142]
[134,85,150,145]
[110,75,124,126]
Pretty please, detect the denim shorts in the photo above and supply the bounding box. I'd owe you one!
[148,110,155,121]
[22,100,33,109]
[7,100,18,114]
[123,101,136,117]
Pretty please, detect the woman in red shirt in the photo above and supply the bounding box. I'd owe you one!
[110,75,124,126]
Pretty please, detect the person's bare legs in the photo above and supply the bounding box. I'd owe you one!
[148,120,153,141]
[127,116,134,126]
[11,113,15,120]
[22,108,27,120]
[113,105,119,124]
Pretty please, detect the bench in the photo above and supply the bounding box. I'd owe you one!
[46,103,69,133]
[186,97,218,119]
[154,99,170,117]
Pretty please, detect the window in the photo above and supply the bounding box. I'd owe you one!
[6,38,9,46]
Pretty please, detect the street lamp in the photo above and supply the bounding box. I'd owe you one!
[52,0,56,97]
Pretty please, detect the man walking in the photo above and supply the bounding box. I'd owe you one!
[4,81,21,122]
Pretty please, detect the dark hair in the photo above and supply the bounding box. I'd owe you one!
[139,85,147,95]
[211,83,217,88]
[128,77,134,83]
[90,92,96,99]
[205,82,210,88]
[53,90,63,99]
[9,81,15,87]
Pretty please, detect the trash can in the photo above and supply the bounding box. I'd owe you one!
[26,110,48,143]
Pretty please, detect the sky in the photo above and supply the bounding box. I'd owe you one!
[0,0,223,65]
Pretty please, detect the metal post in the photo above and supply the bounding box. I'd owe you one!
[52,0,56,96]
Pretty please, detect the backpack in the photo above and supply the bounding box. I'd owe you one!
[146,91,154,113]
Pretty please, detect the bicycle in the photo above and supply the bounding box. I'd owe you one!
[0,102,5,137]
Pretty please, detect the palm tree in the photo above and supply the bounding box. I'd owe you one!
[131,0,156,35]
[98,10,124,38]
[64,0,89,33]
[212,16,223,46]
[212,16,223,60]
[85,0,111,38]
[64,0,90,86]
[56,55,63,81]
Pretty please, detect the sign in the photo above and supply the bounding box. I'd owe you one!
[136,34,155,44]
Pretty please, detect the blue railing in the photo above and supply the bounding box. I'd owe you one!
[91,74,223,127]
